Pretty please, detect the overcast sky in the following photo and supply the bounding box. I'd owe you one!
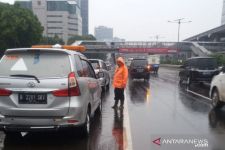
[0,0,224,41]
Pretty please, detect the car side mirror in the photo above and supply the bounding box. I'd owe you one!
[222,66,225,73]
[180,65,185,69]
[107,65,111,71]
[97,72,104,79]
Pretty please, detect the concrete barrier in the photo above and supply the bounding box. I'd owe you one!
[160,64,182,69]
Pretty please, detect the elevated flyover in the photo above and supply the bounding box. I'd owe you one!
[83,41,179,54]
[82,41,225,57]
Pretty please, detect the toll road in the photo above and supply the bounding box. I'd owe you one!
[126,67,225,150]
[0,67,225,150]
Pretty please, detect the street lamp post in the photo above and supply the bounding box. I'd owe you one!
[168,18,191,60]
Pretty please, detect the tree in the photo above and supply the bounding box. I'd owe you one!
[210,53,225,66]
[39,35,65,45]
[0,3,43,56]
[67,34,96,45]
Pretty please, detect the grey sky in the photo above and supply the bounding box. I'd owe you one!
[0,0,223,41]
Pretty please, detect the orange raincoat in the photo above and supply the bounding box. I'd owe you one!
[113,57,128,88]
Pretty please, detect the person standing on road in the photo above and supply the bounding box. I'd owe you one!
[112,57,128,109]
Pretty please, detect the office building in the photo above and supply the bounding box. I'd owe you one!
[222,0,225,25]
[94,26,113,41]
[81,0,88,35]
[16,0,82,43]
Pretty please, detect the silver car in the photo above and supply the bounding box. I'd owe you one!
[89,59,111,92]
[0,47,102,136]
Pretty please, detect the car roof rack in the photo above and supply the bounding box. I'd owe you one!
[31,44,86,52]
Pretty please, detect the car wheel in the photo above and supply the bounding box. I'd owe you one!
[96,99,102,115]
[179,78,183,85]
[81,108,91,136]
[106,83,110,91]
[212,89,224,109]
[208,109,219,128]
[106,79,110,91]
[4,131,21,137]
[4,131,22,143]
[187,77,191,86]
[144,76,150,82]
[102,85,106,93]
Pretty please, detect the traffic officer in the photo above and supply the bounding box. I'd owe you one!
[112,57,128,109]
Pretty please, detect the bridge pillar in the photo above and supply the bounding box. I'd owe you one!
[111,53,116,65]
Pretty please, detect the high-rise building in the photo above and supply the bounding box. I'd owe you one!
[81,0,88,35]
[94,26,113,41]
[16,0,82,43]
[222,0,225,25]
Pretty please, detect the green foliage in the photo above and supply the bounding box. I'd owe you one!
[161,59,183,65]
[67,34,96,45]
[39,35,65,45]
[210,53,225,66]
[0,3,43,56]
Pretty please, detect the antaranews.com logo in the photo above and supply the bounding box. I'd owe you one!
[152,137,208,149]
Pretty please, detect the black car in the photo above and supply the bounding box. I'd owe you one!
[129,58,151,81]
[179,57,219,86]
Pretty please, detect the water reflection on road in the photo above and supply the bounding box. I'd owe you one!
[128,80,150,105]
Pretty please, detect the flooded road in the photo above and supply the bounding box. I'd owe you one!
[1,67,225,150]
[127,67,225,150]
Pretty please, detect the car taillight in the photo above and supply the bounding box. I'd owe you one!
[68,72,80,96]
[0,88,12,96]
[145,65,151,72]
[52,88,69,97]
[52,72,80,97]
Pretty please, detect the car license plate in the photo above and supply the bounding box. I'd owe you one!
[137,69,143,72]
[18,93,47,104]
[203,72,210,75]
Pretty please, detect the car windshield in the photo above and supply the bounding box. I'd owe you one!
[90,61,100,69]
[131,59,148,67]
[0,50,71,78]
[191,58,217,70]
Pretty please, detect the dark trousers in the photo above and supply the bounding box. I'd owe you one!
[114,88,125,106]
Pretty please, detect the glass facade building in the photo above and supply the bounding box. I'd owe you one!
[95,26,113,41]
[16,0,82,43]
[47,1,80,15]
[81,0,88,35]
[222,0,225,25]
[15,1,32,10]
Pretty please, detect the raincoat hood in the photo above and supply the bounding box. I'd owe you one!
[116,57,125,66]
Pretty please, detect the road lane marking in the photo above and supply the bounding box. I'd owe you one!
[123,92,133,150]
[186,89,212,101]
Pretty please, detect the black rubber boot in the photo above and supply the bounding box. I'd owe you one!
[112,100,119,109]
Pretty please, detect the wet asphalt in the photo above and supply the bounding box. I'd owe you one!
[0,67,225,150]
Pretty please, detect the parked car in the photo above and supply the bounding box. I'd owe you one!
[105,61,112,71]
[89,59,111,91]
[210,66,225,109]
[179,57,219,86]
[129,58,151,81]
[0,45,102,136]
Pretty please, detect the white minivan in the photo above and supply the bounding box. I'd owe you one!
[210,66,225,109]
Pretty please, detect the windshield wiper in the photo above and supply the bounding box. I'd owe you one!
[10,74,40,83]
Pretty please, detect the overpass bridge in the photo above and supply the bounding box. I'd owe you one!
[83,41,179,54]
[82,41,225,57]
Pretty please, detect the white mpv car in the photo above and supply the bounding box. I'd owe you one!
[0,45,102,136]
[210,67,225,109]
